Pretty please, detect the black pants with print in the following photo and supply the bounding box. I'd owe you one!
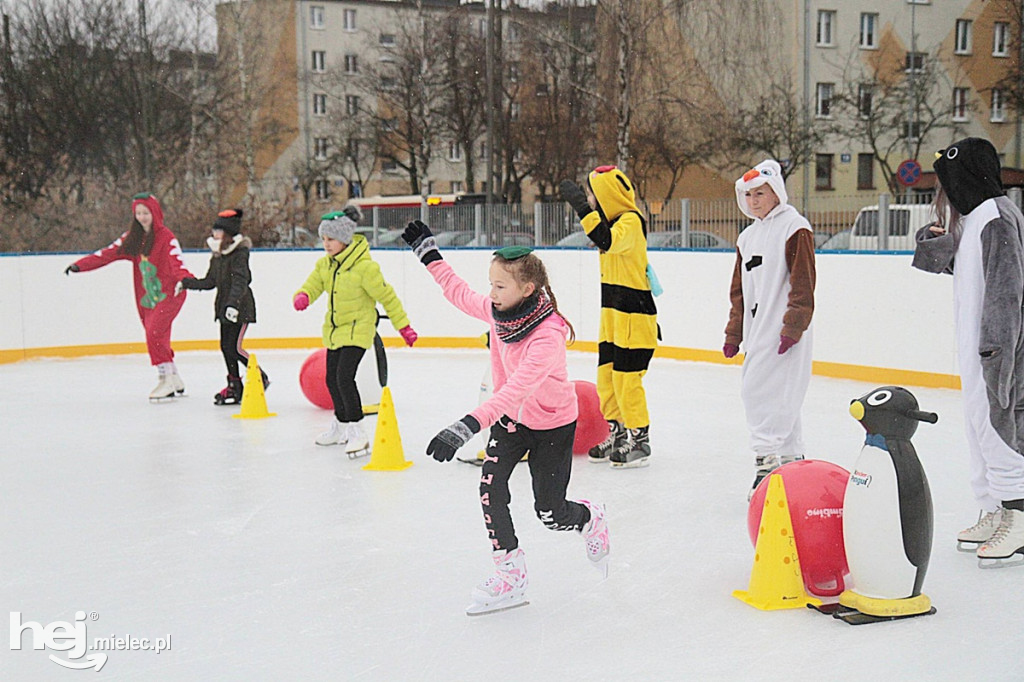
[326,346,366,422]
[480,416,590,552]
[219,322,249,378]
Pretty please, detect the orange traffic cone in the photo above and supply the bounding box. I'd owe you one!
[362,386,412,471]
[733,474,821,610]
[233,353,276,420]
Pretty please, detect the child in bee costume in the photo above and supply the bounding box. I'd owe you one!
[723,160,816,499]
[912,137,1024,568]
[560,166,658,469]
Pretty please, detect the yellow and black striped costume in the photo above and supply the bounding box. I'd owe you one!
[580,167,658,430]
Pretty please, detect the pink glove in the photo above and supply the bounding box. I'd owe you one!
[399,325,418,347]
[723,343,739,359]
[293,292,310,311]
[778,335,797,354]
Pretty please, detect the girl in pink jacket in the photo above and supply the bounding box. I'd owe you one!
[401,220,609,616]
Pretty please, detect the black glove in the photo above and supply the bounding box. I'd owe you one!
[402,220,442,265]
[559,180,592,220]
[426,415,480,462]
[64,264,80,276]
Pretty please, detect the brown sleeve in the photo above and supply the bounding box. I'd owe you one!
[782,228,816,341]
[724,248,744,345]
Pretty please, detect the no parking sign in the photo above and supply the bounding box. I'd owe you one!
[897,159,922,186]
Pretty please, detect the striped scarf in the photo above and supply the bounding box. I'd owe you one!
[493,290,554,343]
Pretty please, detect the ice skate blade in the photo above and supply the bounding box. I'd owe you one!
[610,457,649,469]
[148,395,178,402]
[956,540,982,553]
[346,448,371,459]
[589,557,609,579]
[465,597,529,616]
[978,553,1024,569]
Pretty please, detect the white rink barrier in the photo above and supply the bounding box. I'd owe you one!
[0,248,956,387]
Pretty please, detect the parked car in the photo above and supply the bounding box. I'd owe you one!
[432,231,476,247]
[356,227,406,247]
[817,229,851,251]
[554,231,594,247]
[466,232,536,247]
[848,204,936,251]
[647,230,732,249]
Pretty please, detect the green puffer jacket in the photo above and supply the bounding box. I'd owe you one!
[296,235,411,349]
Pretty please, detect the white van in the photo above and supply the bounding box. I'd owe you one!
[848,204,937,251]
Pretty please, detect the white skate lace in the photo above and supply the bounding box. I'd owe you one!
[984,511,1016,547]
[965,509,1001,535]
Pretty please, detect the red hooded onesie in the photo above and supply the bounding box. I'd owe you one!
[73,194,193,365]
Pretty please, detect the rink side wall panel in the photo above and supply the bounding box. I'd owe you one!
[0,250,957,387]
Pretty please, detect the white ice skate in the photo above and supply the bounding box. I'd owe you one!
[315,419,348,446]
[466,548,529,616]
[344,422,371,458]
[579,500,610,578]
[978,508,1024,569]
[957,508,1003,553]
[169,372,186,396]
[149,374,177,402]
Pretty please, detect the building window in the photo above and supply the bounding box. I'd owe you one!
[815,83,833,118]
[992,89,1006,122]
[345,95,359,116]
[815,154,834,190]
[905,52,926,73]
[344,54,358,74]
[343,9,356,31]
[382,159,398,173]
[953,88,969,122]
[310,6,324,29]
[510,102,520,121]
[860,13,878,49]
[314,137,328,161]
[448,141,463,162]
[380,76,396,91]
[955,20,973,55]
[311,50,326,73]
[382,117,397,132]
[816,10,836,47]
[994,22,1009,57]
[346,138,359,160]
[508,62,519,83]
[857,154,874,190]
[535,83,549,97]
[379,33,396,47]
[507,23,520,43]
[316,179,330,201]
[313,93,326,116]
[451,180,463,193]
[858,84,873,119]
[479,141,488,159]
[902,120,922,141]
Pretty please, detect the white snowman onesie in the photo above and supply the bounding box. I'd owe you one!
[725,160,816,460]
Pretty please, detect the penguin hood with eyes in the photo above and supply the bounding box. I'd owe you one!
[849,386,938,441]
[587,165,640,224]
[735,159,788,220]
[933,137,1004,216]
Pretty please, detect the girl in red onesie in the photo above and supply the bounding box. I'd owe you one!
[65,193,193,400]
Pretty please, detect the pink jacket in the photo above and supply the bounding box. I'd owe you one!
[427,261,578,431]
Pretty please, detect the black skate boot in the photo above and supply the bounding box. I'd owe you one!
[589,421,626,463]
[260,369,271,391]
[610,426,650,469]
[214,375,243,405]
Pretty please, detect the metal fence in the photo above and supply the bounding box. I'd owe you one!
[335,189,1024,251]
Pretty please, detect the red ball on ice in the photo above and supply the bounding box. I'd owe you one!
[572,380,608,455]
[299,348,332,410]
[748,459,850,597]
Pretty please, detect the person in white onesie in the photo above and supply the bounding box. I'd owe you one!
[913,137,1024,567]
[723,160,816,499]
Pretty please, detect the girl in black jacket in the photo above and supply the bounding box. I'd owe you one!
[179,209,269,404]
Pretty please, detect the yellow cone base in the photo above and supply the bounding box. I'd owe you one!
[233,353,275,419]
[733,474,822,611]
[838,590,932,618]
[362,386,412,471]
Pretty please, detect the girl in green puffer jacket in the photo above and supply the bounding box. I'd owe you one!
[293,207,418,455]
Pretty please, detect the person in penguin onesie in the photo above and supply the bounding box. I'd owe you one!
[560,166,658,469]
[723,160,816,499]
[912,137,1024,568]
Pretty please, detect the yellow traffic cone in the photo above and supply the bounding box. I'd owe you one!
[733,474,822,610]
[233,353,276,420]
[362,386,412,471]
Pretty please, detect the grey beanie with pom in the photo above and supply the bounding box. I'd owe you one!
[318,210,358,244]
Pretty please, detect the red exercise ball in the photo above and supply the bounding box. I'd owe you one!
[299,348,333,410]
[747,459,850,597]
[572,380,609,455]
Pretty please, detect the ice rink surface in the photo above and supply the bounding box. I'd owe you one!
[3,348,1022,680]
